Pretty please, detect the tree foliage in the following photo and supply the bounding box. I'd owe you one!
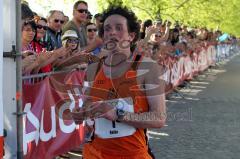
[97,0,240,36]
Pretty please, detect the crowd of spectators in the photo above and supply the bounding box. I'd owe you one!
[21,1,238,77]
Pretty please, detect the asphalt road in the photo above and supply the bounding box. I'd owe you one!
[149,53,240,159]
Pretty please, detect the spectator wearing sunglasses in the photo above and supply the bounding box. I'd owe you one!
[86,23,102,56]
[86,23,97,44]
[62,1,88,49]
[62,30,80,53]
[45,10,65,51]
[142,24,170,60]
[31,16,52,73]
[56,30,95,71]
[32,16,48,52]
[63,1,103,53]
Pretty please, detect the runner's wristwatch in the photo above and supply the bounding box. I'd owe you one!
[116,108,125,122]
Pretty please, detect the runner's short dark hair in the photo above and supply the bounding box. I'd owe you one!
[99,5,140,45]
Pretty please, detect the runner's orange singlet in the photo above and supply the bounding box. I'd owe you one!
[83,55,153,159]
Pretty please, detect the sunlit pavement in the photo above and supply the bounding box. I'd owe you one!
[149,53,240,159]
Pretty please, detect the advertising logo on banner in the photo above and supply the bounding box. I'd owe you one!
[22,71,86,159]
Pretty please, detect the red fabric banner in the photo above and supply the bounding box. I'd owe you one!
[163,45,216,92]
[0,136,3,158]
[23,71,86,159]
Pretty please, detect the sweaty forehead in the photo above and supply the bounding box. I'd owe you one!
[104,14,127,27]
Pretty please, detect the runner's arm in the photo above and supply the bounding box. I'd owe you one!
[117,60,166,128]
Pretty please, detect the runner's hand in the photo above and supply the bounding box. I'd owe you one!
[91,102,118,121]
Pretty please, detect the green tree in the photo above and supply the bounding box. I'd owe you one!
[97,0,240,36]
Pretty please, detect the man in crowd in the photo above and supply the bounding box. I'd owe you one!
[62,0,88,48]
[45,10,65,51]
[63,0,103,52]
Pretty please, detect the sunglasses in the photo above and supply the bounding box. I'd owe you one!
[77,9,88,14]
[54,19,64,24]
[87,28,97,32]
[67,39,79,44]
[36,25,48,30]
[155,34,161,37]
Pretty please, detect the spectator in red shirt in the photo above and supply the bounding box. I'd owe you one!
[31,16,52,73]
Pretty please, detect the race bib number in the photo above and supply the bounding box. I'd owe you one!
[95,97,136,139]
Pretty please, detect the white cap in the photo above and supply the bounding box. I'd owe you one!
[61,30,78,41]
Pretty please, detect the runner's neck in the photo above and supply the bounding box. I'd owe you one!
[103,52,133,68]
[102,53,135,79]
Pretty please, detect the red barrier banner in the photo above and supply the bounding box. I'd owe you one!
[0,137,3,158]
[170,60,180,87]
[192,52,199,75]
[208,46,216,66]
[23,71,86,159]
[178,57,185,84]
[198,50,209,72]
[162,46,217,91]
[183,55,193,80]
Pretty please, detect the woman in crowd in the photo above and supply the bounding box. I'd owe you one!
[22,19,70,75]
[31,16,52,73]
[53,29,98,70]
[86,23,97,44]
[62,30,80,55]
[22,20,36,52]
[21,20,38,74]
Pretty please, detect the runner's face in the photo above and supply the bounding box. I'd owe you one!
[103,14,134,51]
